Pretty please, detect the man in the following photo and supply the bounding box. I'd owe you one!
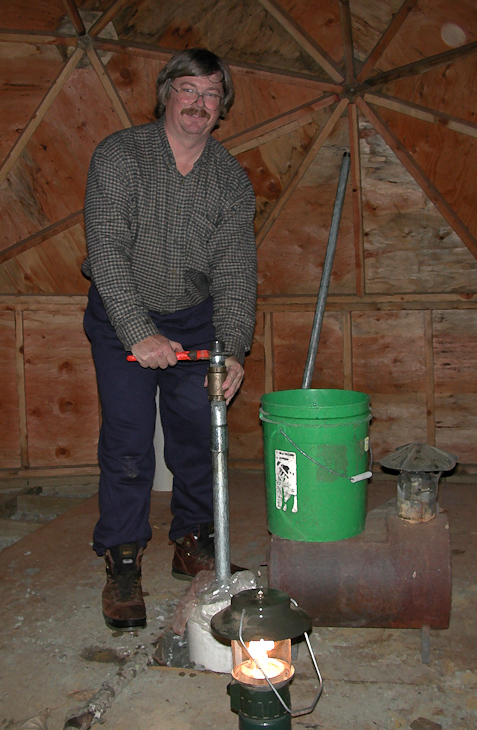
[82,48,257,630]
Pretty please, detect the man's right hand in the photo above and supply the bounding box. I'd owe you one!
[131,334,184,369]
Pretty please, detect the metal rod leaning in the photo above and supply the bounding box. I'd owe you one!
[302,151,351,389]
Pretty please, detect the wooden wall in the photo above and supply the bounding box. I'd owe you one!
[1,0,477,477]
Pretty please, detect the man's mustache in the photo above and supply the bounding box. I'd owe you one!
[181,107,210,119]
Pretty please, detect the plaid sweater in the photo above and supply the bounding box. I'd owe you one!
[82,118,257,363]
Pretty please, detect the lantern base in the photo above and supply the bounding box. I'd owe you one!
[228,680,292,729]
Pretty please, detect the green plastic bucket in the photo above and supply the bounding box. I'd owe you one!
[260,389,371,542]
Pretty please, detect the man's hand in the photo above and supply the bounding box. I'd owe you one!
[131,334,183,369]
[222,356,244,405]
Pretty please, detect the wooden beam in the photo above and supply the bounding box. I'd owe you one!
[356,0,419,83]
[93,39,344,91]
[0,212,84,265]
[14,310,28,468]
[424,310,436,446]
[226,95,337,155]
[88,0,129,38]
[0,29,77,45]
[1,292,477,313]
[0,465,100,479]
[226,59,342,91]
[357,97,477,260]
[0,296,88,312]
[86,48,133,128]
[264,312,274,394]
[364,41,477,89]
[342,311,353,390]
[93,38,171,62]
[256,0,344,82]
[61,0,86,36]
[0,47,85,186]
[256,292,477,312]
[348,103,365,296]
[339,0,355,84]
[256,98,349,248]
[364,92,477,139]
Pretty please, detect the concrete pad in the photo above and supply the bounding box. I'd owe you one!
[0,473,475,730]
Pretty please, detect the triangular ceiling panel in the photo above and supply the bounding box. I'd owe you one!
[373,0,477,74]
[0,0,67,31]
[380,54,477,125]
[111,0,328,77]
[275,0,344,65]
[107,54,164,127]
[370,104,477,244]
[0,66,123,253]
[236,106,336,231]
[350,0,404,62]
[216,75,331,142]
[359,118,477,293]
[0,43,64,164]
[77,0,112,11]
[0,225,88,295]
[257,115,356,297]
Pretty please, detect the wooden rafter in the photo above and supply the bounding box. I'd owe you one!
[0,30,77,46]
[61,0,86,36]
[364,93,477,139]
[86,48,133,129]
[342,311,353,390]
[88,0,130,39]
[0,212,84,265]
[93,38,171,62]
[256,0,344,83]
[264,312,274,393]
[424,310,436,446]
[356,0,419,83]
[256,98,349,249]
[363,41,477,89]
[14,310,28,468]
[225,95,337,155]
[356,97,477,260]
[93,38,344,91]
[348,103,365,297]
[338,0,355,84]
[0,47,85,186]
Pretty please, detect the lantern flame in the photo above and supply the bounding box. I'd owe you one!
[241,639,285,680]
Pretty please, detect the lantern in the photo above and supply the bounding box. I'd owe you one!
[211,588,323,729]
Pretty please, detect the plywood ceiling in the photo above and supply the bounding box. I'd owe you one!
[0,0,476,295]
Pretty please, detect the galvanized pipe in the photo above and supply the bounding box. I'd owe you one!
[208,341,231,584]
[210,399,231,583]
[302,151,351,389]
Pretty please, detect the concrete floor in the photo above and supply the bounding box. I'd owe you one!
[0,470,476,730]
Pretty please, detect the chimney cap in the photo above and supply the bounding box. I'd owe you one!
[380,442,457,472]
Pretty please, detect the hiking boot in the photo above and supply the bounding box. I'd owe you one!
[102,543,146,630]
[171,523,244,581]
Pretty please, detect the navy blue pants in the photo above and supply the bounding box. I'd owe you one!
[83,285,215,555]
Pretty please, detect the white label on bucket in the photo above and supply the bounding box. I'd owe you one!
[364,436,369,452]
[275,450,298,513]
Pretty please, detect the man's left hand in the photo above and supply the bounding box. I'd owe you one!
[222,356,244,405]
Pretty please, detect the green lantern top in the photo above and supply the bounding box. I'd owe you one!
[211,588,312,642]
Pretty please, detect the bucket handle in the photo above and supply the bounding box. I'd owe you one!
[279,429,372,483]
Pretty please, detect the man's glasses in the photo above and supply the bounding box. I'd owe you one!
[170,85,223,111]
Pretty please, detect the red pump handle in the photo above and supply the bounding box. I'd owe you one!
[126,349,210,363]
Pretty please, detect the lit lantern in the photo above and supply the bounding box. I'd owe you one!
[211,588,323,729]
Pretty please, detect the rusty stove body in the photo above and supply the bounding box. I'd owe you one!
[268,442,456,659]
